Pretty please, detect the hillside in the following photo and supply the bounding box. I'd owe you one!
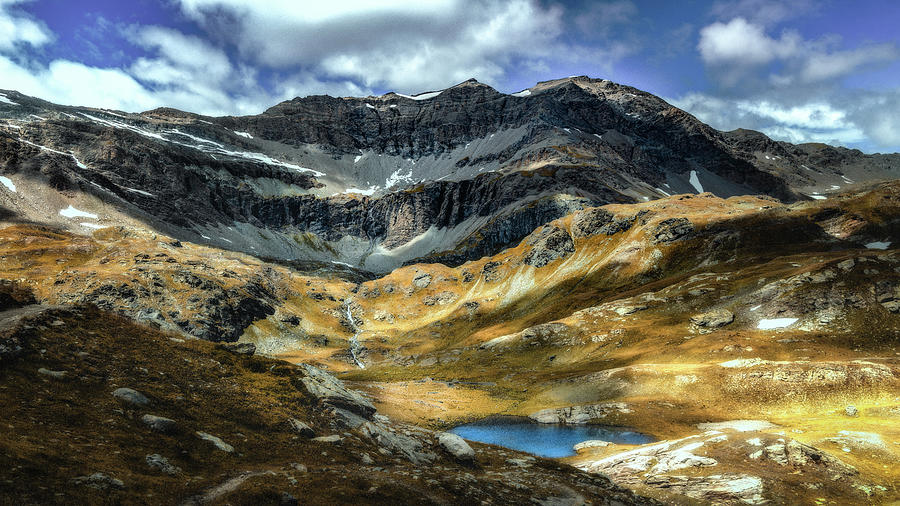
[0,293,652,505]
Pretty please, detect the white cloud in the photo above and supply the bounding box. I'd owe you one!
[845,91,900,148]
[671,92,866,147]
[690,7,900,152]
[699,17,899,87]
[0,0,53,50]
[173,0,583,93]
[798,44,898,83]
[698,18,800,65]
[129,26,233,81]
[0,55,156,111]
[0,0,636,115]
[709,0,815,25]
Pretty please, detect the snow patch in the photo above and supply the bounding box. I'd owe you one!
[81,113,323,176]
[865,241,891,250]
[168,128,224,148]
[365,103,375,109]
[0,93,18,106]
[16,137,86,169]
[233,131,253,139]
[125,187,154,197]
[688,170,704,193]
[354,155,362,163]
[384,167,414,189]
[749,304,761,311]
[655,187,670,196]
[757,318,798,330]
[511,89,531,97]
[344,186,378,196]
[59,205,98,220]
[79,222,105,229]
[0,176,15,192]
[810,195,826,200]
[396,90,441,101]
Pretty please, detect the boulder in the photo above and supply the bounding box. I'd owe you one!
[217,342,256,355]
[196,431,234,452]
[71,473,124,490]
[112,387,149,406]
[287,418,316,438]
[141,414,177,434]
[293,364,376,419]
[359,421,435,465]
[690,309,735,328]
[37,368,66,379]
[423,291,459,306]
[437,432,475,464]
[412,273,432,289]
[145,454,180,475]
[312,435,342,443]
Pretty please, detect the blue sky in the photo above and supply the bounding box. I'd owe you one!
[1,0,899,153]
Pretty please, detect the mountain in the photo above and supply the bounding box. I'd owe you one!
[1,77,898,272]
[1,78,900,505]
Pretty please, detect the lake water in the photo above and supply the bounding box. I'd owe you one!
[449,421,654,458]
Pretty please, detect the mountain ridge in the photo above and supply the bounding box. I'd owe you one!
[1,76,899,272]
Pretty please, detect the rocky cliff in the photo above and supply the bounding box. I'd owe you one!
[1,77,899,271]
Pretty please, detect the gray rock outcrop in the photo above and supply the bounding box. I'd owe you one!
[437,432,476,464]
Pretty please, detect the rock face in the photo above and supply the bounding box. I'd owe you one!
[571,208,616,238]
[523,225,575,267]
[530,403,633,424]
[652,218,694,244]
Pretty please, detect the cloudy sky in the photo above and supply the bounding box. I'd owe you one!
[1,0,898,153]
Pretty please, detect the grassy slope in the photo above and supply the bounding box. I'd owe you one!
[329,184,900,504]
[0,303,652,505]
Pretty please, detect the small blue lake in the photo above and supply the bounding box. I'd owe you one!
[449,421,654,458]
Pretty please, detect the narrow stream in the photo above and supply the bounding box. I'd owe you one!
[343,300,365,369]
[449,420,653,458]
